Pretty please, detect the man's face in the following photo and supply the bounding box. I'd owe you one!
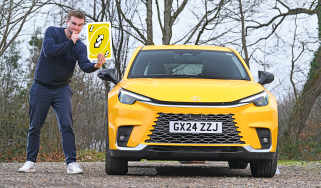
[66,16,85,34]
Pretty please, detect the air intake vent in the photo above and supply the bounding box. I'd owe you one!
[145,113,244,144]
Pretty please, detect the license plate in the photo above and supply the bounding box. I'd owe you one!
[169,121,223,133]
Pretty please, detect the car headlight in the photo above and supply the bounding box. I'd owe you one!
[118,89,151,105]
[240,91,269,106]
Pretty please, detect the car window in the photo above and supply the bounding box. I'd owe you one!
[164,64,203,75]
[128,50,250,80]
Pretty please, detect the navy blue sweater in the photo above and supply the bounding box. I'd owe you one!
[34,26,97,87]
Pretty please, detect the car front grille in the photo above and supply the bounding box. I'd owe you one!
[145,113,244,144]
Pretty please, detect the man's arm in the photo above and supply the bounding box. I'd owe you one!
[42,26,73,57]
[75,43,105,73]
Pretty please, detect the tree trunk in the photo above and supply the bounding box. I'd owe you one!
[146,0,154,45]
[238,0,250,68]
[163,0,172,44]
[288,1,321,140]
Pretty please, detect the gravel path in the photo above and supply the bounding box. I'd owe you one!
[1,161,320,188]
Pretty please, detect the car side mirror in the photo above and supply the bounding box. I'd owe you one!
[98,69,119,84]
[258,71,274,85]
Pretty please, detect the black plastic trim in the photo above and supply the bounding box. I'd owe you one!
[109,146,277,161]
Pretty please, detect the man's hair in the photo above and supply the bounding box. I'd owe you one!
[67,10,86,21]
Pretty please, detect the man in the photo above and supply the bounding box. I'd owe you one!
[18,10,105,174]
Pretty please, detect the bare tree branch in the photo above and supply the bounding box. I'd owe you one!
[171,0,188,25]
[115,0,147,44]
[194,0,225,45]
[246,8,316,31]
[0,0,49,56]
[290,16,300,100]
[155,0,164,37]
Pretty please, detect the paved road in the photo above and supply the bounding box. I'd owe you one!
[1,161,320,187]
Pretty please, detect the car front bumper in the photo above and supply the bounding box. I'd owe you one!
[108,94,278,152]
[109,145,277,161]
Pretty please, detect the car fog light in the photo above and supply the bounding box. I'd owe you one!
[119,135,126,141]
[263,137,269,143]
[256,128,271,149]
[117,126,134,147]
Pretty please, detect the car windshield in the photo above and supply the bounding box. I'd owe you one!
[127,49,250,80]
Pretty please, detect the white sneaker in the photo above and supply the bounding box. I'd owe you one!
[17,161,36,173]
[67,162,83,174]
[275,166,280,175]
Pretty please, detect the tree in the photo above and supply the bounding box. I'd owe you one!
[0,40,28,161]
[116,0,189,45]
[0,0,48,56]
[259,1,320,142]
[242,0,320,157]
[156,0,188,44]
[182,0,227,45]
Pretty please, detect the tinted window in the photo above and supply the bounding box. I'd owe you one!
[128,50,249,80]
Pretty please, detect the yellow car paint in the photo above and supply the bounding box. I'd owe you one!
[107,45,278,153]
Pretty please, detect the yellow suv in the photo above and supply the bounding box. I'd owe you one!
[98,45,278,177]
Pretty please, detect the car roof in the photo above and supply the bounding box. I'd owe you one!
[141,45,233,52]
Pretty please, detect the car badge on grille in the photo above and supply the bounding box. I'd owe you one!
[192,96,201,101]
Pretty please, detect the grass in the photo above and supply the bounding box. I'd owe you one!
[278,160,307,166]
[278,160,321,166]
[78,150,105,162]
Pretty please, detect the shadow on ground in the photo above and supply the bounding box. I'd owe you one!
[127,163,251,177]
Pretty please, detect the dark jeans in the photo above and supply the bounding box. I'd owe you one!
[26,82,76,164]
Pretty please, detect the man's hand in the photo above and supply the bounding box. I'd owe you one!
[94,53,106,69]
[71,32,79,44]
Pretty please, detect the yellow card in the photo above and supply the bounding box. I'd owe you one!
[87,22,113,60]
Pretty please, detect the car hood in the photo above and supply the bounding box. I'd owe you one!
[119,78,264,103]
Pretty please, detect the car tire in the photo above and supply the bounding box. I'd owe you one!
[228,160,248,169]
[104,100,128,175]
[105,149,128,175]
[250,152,278,178]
